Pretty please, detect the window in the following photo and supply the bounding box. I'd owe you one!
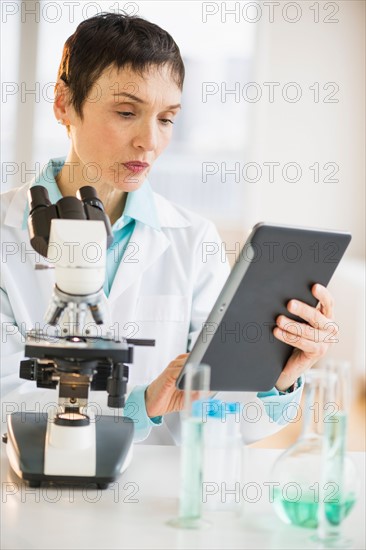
[3,1,257,227]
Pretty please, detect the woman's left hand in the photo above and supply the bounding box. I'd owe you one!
[273,283,338,392]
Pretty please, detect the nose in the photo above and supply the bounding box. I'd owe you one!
[131,120,158,152]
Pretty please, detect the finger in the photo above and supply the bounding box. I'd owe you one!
[312,283,334,318]
[287,298,331,328]
[168,355,189,368]
[276,315,339,342]
[167,361,187,371]
[273,326,328,357]
[277,315,318,340]
[162,364,187,385]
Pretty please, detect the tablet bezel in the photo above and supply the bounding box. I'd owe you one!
[176,222,352,392]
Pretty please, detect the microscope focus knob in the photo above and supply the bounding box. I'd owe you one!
[107,363,129,408]
[19,359,36,380]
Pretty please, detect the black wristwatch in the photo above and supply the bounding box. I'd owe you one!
[278,378,300,395]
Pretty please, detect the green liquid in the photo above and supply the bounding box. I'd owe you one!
[179,418,204,520]
[273,490,356,529]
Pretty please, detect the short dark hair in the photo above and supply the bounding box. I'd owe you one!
[56,12,185,117]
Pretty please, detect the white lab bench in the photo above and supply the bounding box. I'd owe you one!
[1,444,365,549]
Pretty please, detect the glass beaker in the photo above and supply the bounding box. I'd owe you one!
[167,362,211,529]
[270,366,358,530]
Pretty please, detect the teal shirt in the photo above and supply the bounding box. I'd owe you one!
[23,157,303,442]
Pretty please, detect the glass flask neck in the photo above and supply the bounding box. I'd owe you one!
[301,370,335,439]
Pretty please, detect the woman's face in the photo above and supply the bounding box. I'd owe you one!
[62,64,182,191]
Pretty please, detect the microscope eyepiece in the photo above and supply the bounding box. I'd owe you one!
[28,185,52,214]
[77,186,104,211]
[76,186,113,248]
[56,196,87,219]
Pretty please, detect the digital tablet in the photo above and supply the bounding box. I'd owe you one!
[176,222,352,392]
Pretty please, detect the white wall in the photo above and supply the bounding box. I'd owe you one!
[234,0,365,383]
[244,0,365,260]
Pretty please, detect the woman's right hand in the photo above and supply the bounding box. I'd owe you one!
[144,354,189,418]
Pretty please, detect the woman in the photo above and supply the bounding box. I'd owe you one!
[0,13,336,444]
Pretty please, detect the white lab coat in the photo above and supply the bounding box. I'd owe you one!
[1,180,299,445]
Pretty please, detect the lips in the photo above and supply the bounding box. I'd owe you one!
[123,161,150,173]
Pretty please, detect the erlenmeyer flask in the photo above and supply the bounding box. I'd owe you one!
[270,366,358,529]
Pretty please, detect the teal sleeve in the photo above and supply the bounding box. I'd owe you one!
[123,385,163,442]
[257,376,304,425]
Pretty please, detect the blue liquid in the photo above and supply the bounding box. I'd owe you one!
[273,490,356,529]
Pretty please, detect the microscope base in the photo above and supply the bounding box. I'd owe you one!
[5,412,134,489]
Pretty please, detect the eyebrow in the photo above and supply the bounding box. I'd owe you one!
[112,91,181,110]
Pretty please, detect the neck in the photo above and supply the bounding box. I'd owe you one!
[55,152,127,225]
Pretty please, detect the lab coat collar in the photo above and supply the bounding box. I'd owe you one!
[20,158,64,230]
[107,222,171,302]
[107,195,192,300]
[106,193,192,299]
[121,179,160,231]
[4,157,66,230]
[152,192,191,229]
[3,181,31,229]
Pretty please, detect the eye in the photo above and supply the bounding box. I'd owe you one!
[160,118,174,126]
[117,111,135,118]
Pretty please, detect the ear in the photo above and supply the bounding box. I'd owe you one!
[53,79,72,125]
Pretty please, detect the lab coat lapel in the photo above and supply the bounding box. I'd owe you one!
[107,222,170,303]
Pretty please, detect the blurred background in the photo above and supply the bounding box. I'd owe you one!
[1,1,365,448]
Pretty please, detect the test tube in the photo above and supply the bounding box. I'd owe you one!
[167,362,211,529]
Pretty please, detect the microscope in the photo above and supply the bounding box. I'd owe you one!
[4,185,154,488]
